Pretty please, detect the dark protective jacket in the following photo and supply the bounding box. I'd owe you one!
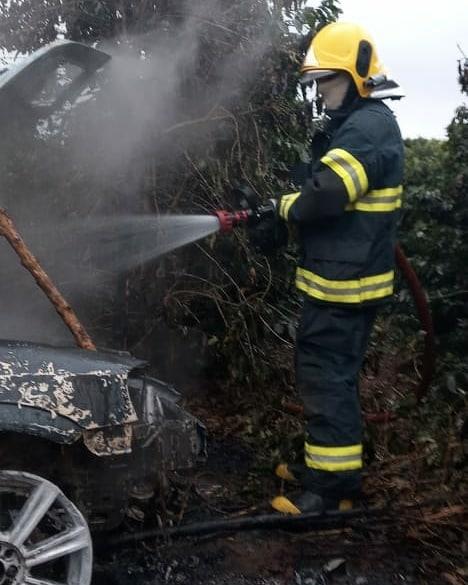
[279,99,404,306]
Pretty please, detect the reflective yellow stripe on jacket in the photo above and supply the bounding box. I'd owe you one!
[278,183,402,220]
[279,192,300,220]
[347,186,403,212]
[305,442,363,472]
[296,267,394,304]
[321,148,368,202]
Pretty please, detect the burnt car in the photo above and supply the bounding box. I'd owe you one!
[0,42,206,585]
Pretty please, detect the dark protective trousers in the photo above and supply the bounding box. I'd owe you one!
[295,300,377,497]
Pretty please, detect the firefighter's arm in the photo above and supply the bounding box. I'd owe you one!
[278,167,349,224]
[279,121,378,224]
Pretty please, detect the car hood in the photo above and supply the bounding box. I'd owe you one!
[0,340,144,429]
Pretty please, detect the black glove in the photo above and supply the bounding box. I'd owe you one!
[232,187,287,253]
[248,199,288,254]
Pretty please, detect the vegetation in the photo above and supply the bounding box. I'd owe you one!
[389,113,468,481]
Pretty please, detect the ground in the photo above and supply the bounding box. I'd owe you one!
[93,342,466,585]
[94,531,431,585]
[93,437,466,585]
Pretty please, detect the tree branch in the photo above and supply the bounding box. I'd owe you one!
[0,209,96,351]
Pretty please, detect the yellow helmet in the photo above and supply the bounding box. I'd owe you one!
[301,22,399,98]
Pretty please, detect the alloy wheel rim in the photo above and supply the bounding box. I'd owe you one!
[0,470,92,585]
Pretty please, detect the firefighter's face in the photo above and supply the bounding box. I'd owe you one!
[316,72,350,110]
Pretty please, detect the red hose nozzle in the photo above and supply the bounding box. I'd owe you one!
[214,210,250,233]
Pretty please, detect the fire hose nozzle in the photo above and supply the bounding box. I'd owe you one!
[214,210,250,233]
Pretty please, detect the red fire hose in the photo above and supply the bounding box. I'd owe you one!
[395,243,435,401]
[363,244,435,423]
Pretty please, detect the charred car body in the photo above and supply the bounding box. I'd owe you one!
[0,42,205,585]
[0,340,205,528]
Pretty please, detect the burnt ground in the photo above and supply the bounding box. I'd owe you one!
[93,438,467,585]
[94,533,428,585]
[93,345,466,585]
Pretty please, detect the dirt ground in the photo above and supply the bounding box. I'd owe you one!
[94,351,466,585]
[93,437,466,585]
[94,533,429,585]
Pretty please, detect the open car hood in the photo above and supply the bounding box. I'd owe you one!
[0,40,110,126]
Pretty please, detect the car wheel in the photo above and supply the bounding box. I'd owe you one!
[0,470,92,585]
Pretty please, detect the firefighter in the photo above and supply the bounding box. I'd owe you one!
[271,22,405,514]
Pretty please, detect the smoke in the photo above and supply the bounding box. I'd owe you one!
[62,0,273,188]
[0,0,277,354]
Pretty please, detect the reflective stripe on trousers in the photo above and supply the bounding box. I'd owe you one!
[305,442,362,471]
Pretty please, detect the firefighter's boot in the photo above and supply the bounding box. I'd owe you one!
[271,491,354,515]
[272,469,360,515]
[275,462,307,483]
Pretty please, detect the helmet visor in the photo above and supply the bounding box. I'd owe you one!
[300,70,337,85]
